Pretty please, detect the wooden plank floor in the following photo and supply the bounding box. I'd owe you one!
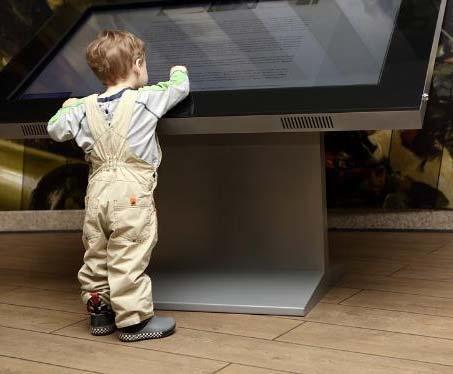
[1,231,453,373]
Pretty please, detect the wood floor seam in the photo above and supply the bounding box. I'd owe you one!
[0,300,86,315]
[49,318,87,334]
[427,242,451,254]
[337,286,453,301]
[0,284,79,293]
[173,324,303,341]
[301,319,453,341]
[388,275,453,283]
[3,285,78,295]
[271,321,306,341]
[333,300,453,319]
[0,323,79,336]
[0,286,23,295]
[211,362,232,373]
[0,353,101,374]
[331,288,364,304]
[338,284,453,300]
[218,363,299,374]
[385,265,407,277]
[337,303,453,319]
[0,266,81,277]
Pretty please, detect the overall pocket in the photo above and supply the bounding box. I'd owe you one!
[112,194,155,243]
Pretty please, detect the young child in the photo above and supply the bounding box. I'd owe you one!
[47,30,189,341]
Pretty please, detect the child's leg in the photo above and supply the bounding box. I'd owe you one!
[107,202,158,329]
[78,203,115,336]
[78,234,110,305]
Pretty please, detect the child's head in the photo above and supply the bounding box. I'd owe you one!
[86,30,148,89]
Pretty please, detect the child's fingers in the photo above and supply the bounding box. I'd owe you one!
[170,65,188,74]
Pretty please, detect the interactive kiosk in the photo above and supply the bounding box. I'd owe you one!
[0,0,446,315]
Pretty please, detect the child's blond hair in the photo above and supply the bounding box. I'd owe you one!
[86,30,145,86]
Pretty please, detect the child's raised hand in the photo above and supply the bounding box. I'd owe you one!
[62,98,79,107]
[170,65,188,75]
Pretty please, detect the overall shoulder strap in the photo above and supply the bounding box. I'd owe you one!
[84,94,108,141]
[111,89,139,139]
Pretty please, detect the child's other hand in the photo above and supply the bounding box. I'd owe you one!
[62,98,79,107]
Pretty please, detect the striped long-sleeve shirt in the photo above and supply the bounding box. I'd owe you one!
[47,66,190,168]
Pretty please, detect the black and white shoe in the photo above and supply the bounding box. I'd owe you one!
[118,316,176,342]
[87,293,116,336]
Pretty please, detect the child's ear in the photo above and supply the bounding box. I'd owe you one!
[135,58,143,68]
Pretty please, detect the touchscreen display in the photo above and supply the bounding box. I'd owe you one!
[21,0,402,99]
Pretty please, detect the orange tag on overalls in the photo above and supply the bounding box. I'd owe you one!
[130,196,137,205]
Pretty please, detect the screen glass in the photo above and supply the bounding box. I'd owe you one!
[21,0,402,99]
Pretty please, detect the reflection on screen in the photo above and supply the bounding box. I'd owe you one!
[22,0,401,98]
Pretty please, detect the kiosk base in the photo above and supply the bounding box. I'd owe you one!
[149,132,329,316]
[153,270,327,315]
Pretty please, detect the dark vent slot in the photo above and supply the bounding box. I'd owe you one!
[21,123,48,137]
[281,115,334,130]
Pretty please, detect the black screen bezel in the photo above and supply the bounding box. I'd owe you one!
[0,0,442,123]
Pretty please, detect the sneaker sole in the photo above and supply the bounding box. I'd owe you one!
[118,327,175,342]
[91,324,116,336]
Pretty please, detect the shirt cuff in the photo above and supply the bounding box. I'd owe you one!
[170,65,188,76]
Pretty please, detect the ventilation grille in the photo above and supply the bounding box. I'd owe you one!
[21,123,48,137]
[281,115,334,130]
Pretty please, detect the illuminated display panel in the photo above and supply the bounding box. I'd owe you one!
[22,0,401,99]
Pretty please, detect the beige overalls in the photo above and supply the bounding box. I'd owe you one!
[77,90,160,328]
